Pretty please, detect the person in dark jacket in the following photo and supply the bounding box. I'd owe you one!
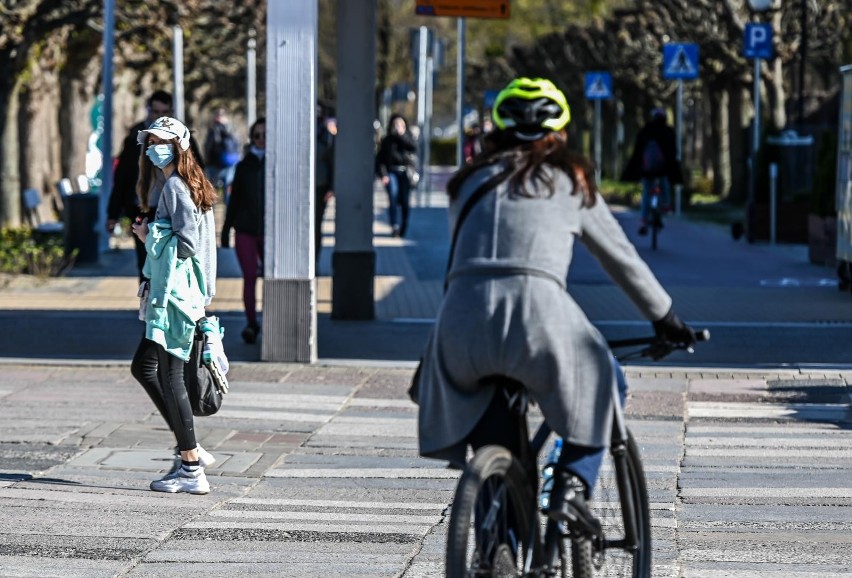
[221,118,265,344]
[315,106,336,267]
[106,90,204,281]
[620,108,683,235]
[375,114,417,237]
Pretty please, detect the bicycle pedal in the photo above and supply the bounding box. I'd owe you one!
[545,501,602,538]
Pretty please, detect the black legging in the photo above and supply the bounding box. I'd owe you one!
[130,337,197,452]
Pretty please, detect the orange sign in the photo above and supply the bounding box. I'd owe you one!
[415,0,510,19]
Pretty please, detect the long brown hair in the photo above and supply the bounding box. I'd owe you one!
[137,150,157,212]
[137,138,217,212]
[447,130,598,206]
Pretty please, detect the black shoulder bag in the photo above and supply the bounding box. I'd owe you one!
[185,324,222,417]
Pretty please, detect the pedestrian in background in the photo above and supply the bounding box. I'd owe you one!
[130,116,218,495]
[204,107,240,200]
[621,107,683,236]
[375,114,417,238]
[315,105,336,267]
[106,90,203,281]
[221,118,266,344]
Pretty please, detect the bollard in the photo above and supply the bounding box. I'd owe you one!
[769,162,778,245]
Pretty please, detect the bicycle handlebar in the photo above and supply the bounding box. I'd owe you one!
[608,329,710,361]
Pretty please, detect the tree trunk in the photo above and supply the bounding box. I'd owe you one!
[22,65,63,221]
[728,82,750,203]
[768,10,786,131]
[708,84,731,198]
[1,80,23,228]
[59,54,100,185]
[768,56,787,131]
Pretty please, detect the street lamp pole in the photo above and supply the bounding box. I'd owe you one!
[746,0,772,243]
[247,29,257,127]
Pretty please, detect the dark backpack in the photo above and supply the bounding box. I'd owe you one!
[218,133,241,167]
[208,125,241,168]
[642,139,666,175]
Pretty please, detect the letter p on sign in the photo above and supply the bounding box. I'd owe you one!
[744,23,773,59]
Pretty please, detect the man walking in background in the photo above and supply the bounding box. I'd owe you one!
[204,107,240,201]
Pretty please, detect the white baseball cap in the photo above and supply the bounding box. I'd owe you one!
[138,116,191,151]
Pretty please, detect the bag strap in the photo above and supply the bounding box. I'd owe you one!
[444,166,513,293]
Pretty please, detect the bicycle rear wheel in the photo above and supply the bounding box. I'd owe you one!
[446,445,536,578]
[570,430,651,578]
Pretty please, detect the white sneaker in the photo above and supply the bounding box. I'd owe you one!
[168,445,216,476]
[150,468,210,494]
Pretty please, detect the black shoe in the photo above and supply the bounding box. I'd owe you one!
[241,324,259,344]
[391,226,401,238]
[544,473,602,537]
[399,222,408,238]
[638,225,648,236]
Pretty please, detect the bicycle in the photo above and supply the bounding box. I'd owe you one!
[647,178,665,251]
[445,331,709,577]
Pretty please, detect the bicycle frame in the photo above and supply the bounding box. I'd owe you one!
[492,379,641,575]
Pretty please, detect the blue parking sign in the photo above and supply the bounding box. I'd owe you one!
[744,23,773,60]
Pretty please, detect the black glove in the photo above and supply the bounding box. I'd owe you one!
[652,308,696,346]
[220,232,230,249]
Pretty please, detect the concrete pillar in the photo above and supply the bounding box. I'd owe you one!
[261,0,317,362]
[331,0,377,320]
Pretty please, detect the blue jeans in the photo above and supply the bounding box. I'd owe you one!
[559,357,629,492]
[640,177,671,222]
[385,169,411,233]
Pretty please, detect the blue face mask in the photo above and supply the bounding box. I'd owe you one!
[146,144,175,168]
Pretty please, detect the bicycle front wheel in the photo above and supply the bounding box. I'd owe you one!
[446,445,536,578]
[571,429,651,578]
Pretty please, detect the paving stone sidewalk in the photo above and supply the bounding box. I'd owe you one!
[1,362,851,577]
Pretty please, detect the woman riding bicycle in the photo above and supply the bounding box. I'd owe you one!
[412,77,696,525]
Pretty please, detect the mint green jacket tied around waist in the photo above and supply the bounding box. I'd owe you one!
[143,219,207,361]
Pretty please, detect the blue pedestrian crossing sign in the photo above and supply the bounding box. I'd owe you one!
[744,23,773,60]
[584,72,612,100]
[662,44,699,80]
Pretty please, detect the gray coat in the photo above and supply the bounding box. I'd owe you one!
[416,163,672,466]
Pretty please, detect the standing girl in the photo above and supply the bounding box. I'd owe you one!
[130,116,218,494]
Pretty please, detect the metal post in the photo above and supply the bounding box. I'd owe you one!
[594,99,601,183]
[748,57,761,242]
[172,26,184,122]
[98,0,115,257]
[456,18,465,168]
[415,26,428,207]
[769,162,778,244]
[331,0,377,320]
[675,79,683,217]
[424,54,433,205]
[262,0,318,361]
[247,29,257,127]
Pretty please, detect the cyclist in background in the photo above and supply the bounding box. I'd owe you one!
[621,108,683,235]
[411,78,696,526]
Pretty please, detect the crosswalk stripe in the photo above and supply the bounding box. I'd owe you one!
[230,497,447,510]
[209,510,439,524]
[264,467,460,479]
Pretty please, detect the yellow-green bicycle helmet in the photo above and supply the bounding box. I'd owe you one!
[492,77,571,141]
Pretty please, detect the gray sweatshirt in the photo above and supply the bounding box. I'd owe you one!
[154,172,217,305]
